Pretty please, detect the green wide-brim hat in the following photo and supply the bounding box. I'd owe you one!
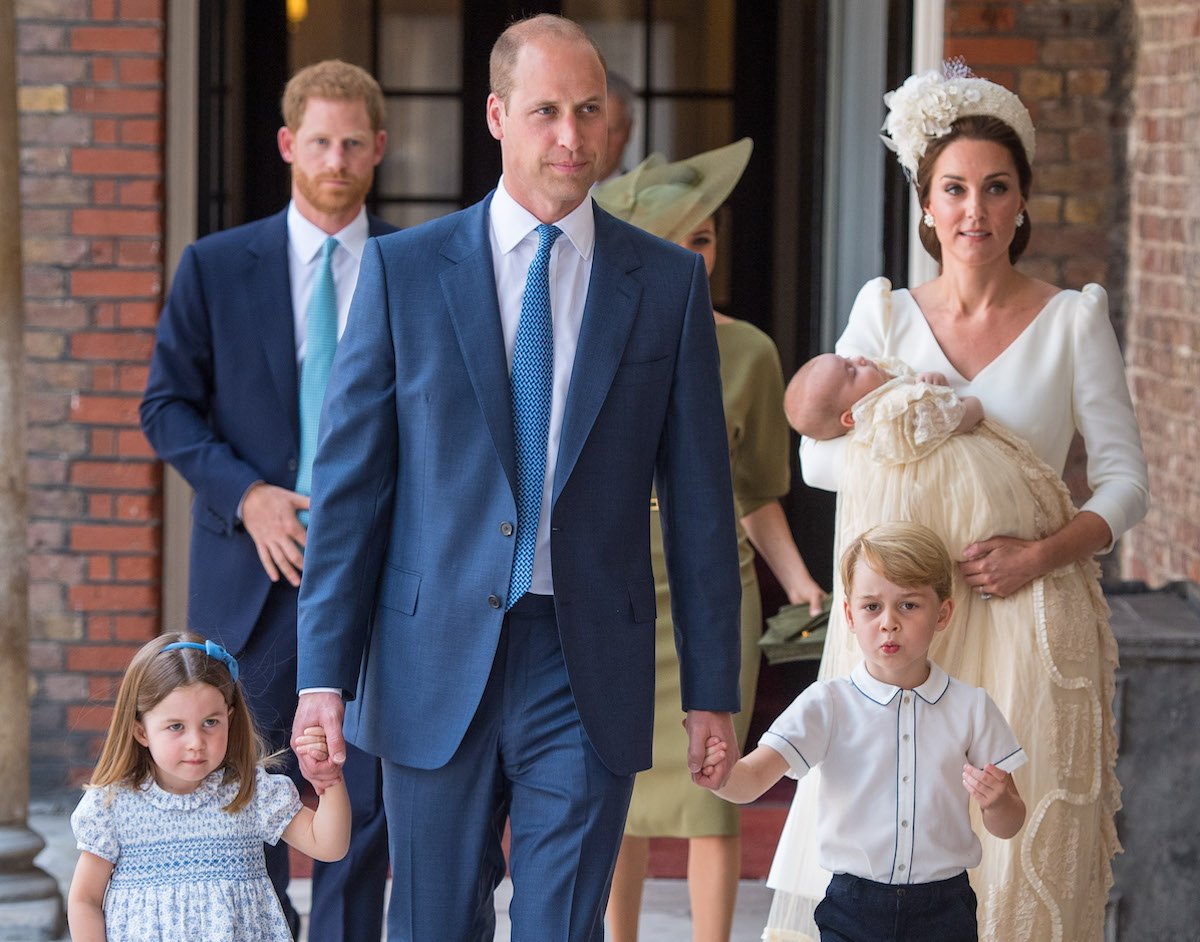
[593,137,754,244]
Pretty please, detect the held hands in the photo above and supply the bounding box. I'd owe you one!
[292,692,347,796]
[960,536,1045,599]
[294,726,340,779]
[684,710,738,790]
[241,483,310,586]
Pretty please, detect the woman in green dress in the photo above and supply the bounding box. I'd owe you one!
[595,140,827,942]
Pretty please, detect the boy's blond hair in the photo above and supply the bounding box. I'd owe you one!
[840,522,954,602]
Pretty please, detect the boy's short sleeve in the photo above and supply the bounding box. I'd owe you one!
[758,681,836,780]
[253,767,304,846]
[71,787,119,863]
[967,689,1028,774]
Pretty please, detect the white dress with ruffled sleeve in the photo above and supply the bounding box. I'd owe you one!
[70,767,301,942]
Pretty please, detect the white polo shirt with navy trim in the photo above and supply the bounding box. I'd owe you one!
[761,660,1027,884]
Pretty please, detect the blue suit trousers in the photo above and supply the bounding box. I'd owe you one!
[381,593,635,941]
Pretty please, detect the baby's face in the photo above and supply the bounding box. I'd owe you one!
[811,354,889,412]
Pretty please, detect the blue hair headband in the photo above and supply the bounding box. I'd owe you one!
[161,639,239,684]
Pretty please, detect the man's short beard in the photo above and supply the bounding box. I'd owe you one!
[293,166,373,217]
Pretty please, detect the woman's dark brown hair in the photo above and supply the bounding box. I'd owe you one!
[915,115,1033,265]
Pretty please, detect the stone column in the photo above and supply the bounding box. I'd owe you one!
[0,0,66,937]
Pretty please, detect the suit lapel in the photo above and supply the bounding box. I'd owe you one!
[246,211,300,446]
[554,208,642,501]
[440,196,519,497]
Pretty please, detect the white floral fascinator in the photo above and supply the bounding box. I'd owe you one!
[881,59,1036,179]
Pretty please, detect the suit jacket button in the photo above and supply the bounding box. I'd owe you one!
[500,521,514,537]
[287,458,298,471]
[488,595,502,609]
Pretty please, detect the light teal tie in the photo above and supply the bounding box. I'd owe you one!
[296,236,338,526]
[508,224,561,609]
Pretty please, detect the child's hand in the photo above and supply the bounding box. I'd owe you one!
[703,735,728,772]
[955,396,984,434]
[691,735,729,789]
[295,726,342,786]
[917,371,949,387]
[962,763,1010,809]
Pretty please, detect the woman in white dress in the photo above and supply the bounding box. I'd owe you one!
[765,63,1149,942]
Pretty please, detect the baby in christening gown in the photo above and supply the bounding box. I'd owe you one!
[771,354,1118,942]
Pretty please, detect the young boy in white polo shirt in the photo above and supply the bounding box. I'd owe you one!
[710,522,1026,941]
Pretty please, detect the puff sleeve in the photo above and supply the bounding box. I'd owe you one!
[252,767,304,846]
[798,277,894,491]
[71,787,119,863]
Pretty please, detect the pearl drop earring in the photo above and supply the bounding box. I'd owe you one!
[923,212,935,228]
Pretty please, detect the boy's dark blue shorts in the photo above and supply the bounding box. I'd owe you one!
[815,870,977,942]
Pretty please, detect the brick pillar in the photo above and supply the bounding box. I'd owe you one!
[17,2,166,789]
[0,0,66,935]
[1123,1,1200,584]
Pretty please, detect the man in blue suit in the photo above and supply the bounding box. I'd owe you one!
[140,60,391,941]
[294,16,743,940]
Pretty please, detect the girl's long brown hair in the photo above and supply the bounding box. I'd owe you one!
[87,631,266,812]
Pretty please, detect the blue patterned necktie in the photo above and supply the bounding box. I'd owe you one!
[296,236,339,525]
[508,223,562,609]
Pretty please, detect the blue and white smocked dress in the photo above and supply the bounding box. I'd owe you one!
[71,766,302,942]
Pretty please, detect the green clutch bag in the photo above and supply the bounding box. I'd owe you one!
[758,600,830,665]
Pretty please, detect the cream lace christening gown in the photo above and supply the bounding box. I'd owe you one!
[767,279,1149,942]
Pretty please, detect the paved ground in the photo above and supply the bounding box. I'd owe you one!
[19,804,773,941]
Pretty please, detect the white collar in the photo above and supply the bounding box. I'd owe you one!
[850,659,950,706]
[491,177,595,261]
[286,202,370,264]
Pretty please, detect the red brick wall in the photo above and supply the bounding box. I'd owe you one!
[944,1,1134,525]
[17,1,165,789]
[1122,2,1200,585]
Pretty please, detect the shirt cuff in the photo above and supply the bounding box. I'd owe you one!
[298,687,344,697]
[237,480,265,522]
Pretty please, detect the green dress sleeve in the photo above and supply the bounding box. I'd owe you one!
[720,321,791,520]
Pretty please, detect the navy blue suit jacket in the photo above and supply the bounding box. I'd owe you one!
[141,208,396,650]
[296,195,742,777]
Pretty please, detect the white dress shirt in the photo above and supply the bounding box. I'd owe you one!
[761,660,1027,884]
[238,204,370,525]
[267,207,374,701]
[286,201,371,362]
[488,178,595,597]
